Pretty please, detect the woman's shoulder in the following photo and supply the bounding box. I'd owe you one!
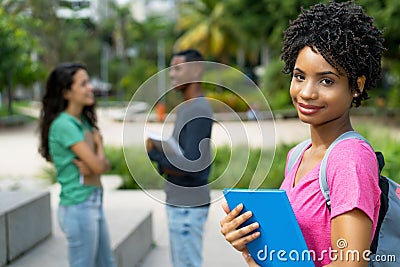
[50,112,80,133]
[331,137,375,158]
[327,137,377,173]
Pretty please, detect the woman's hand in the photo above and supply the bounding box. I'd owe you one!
[220,201,261,252]
[73,159,92,175]
[220,201,261,266]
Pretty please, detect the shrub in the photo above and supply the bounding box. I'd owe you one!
[110,144,288,190]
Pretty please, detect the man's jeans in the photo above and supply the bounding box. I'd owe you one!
[58,189,116,267]
[166,205,209,267]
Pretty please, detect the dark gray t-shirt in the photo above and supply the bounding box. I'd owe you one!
[149,97,213,207]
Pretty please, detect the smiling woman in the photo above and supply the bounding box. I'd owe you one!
[220,1,386,267]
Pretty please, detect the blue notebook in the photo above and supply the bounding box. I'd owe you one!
[223,189,315,267]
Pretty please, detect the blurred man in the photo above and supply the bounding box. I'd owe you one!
[147,49,213,267]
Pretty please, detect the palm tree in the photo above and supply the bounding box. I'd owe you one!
[173,0,241,64]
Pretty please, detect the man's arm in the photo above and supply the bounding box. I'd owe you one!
[147,117,212,177]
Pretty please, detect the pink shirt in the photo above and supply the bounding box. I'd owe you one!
[280,138,381,267]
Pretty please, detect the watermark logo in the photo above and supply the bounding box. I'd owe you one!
[254,239,397,264]
[255,245,314,263]
[336,238,348,249]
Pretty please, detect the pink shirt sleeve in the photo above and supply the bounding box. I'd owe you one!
[326,139,381,225]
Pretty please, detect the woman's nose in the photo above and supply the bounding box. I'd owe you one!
[299,81,317,100]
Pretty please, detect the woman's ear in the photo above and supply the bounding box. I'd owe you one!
[356,75,366,93]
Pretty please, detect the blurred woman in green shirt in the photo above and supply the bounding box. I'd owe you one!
[39,62,116,267]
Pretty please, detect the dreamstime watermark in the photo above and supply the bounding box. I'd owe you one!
[255,238,397,263]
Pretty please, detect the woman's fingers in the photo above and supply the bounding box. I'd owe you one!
[225,222,260,251]
[220,203,244,227]
[221,201,230,214]
[220,202,261,251]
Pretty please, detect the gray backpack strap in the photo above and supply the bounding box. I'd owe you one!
[319,131,371,209]
[287,139,311,174]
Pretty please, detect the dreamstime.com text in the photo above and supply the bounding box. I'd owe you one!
[256,239,397,263]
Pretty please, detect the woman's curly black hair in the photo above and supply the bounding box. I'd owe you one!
[281,0,385,107]
[39,62,98,162]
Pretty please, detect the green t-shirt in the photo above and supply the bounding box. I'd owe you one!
[49,112,97,205]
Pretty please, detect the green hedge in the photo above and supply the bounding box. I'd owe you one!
[106,144,290,190]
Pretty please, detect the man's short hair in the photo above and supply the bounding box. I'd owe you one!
[174,49,204,62]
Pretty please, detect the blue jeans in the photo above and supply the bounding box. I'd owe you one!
[58,189,116,267]
[166,205,209,267]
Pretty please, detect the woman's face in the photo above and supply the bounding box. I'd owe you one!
[64,69,95,108]
[290,46,353,127]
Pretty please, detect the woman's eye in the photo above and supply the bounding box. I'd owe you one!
[321,78,334,85]
[293,73,305,81]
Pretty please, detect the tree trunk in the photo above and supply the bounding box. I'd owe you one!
[7,72,13,116]
[236,47,245,70]
[259,35,270,67]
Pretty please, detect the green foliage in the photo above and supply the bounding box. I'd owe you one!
[105,146,140,189]
[384,61,400,109]
[0,7,41,84]
[110,144,284,190]
[3,0,400,112]
[175,0,240,62]
[119,58,158,99]
[206,91,248,112]
[38,165,57,184]
[105,146,164,190]
[262,59,292,110]
[259,143,293,189]
[209,145,276,189]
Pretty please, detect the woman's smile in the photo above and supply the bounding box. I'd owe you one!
[297,102,324,115]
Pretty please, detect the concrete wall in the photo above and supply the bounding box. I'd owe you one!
[113,212,153,267]
[0,191,52,266]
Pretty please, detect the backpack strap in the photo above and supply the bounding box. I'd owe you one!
[286,139,312,175]
[319,131,371,210]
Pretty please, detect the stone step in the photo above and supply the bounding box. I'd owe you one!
[5,184,153,267]
[0,191,52,266]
